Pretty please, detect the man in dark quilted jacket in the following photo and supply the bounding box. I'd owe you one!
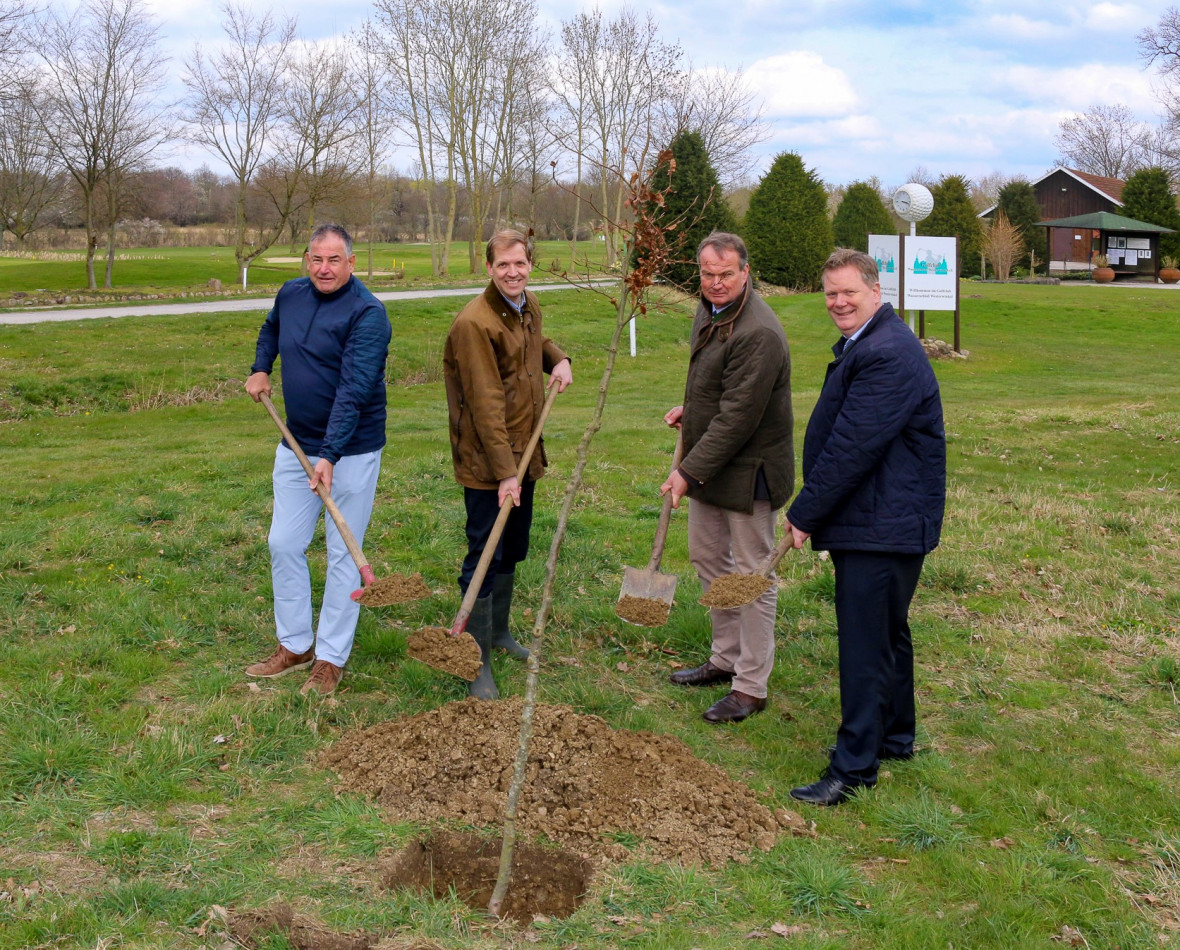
[786,247,946,806]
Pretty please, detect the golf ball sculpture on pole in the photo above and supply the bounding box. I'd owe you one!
[891,183,935,332]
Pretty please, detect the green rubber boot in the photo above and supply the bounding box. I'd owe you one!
[467,593,498,700]
[490,572,530,660]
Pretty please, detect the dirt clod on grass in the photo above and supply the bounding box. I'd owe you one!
[322,697,782,868]
[406,625,482,680]
[699,573,773,608]
[228,903,378,950]
[385,830,593,923]
[615,594,671,626]
[357,572,431,607]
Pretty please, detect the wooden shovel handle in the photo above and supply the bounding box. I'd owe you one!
[646,431,684,572]
[259,392,375,587]
[449,380,562,636]
[757,529,796,580]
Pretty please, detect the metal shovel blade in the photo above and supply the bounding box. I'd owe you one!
[616,564,678,627]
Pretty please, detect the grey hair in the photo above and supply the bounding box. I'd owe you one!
[697,231,748,269]
[309,223,354,257]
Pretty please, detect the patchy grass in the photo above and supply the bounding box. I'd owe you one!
[0,281,1177,948]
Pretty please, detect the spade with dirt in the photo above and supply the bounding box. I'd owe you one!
[406,382,562,680]
[698,527,795,609]
[616,432,683,627]
[258,392,429,607]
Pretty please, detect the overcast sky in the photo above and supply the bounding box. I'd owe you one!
[149,0,1173,191]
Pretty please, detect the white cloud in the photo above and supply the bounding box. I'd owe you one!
[745,52,859,119]
[996,63,1157,113]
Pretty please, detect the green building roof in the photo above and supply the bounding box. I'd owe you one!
[1035,211,1175,233]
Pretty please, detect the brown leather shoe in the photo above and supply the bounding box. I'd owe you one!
[245,644,314,678]
[300,659,343,696]
[669,660,734,687]
[703,690,767,723]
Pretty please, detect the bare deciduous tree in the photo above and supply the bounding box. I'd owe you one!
[279,40,364,244]
[183,2,297,284]
[659,64,767,189]
[1054,104,1149,179]
[0,0,33,88]
[982,210,1024,281]
[555,8,681,266]
[372,0,458,276]
[0,83,66,243]
[353,22,399,279]
[31,0,169,289]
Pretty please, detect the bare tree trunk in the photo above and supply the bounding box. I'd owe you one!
[487,150,673,918]
[488,282,633,919]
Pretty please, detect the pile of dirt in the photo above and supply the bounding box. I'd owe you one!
[699,573,772,608]
[322,698,789,868]
[405,626,481,680]
[615,594,671,626]
[228,903,378,950]
[357,572,431,607]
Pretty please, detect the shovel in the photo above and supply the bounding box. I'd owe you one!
[407,380,562,680]
[615,432,683,627]
[698,529,793,610]
[259,392,428,607]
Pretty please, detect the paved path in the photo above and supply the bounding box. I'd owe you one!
[0,283,595,325]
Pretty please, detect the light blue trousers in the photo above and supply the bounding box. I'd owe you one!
[269,444,382,668]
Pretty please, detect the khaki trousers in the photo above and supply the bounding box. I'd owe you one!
[688,498,778,698]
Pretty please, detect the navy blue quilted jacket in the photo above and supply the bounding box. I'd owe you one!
[786,304,945,554]
[251,275,391,464]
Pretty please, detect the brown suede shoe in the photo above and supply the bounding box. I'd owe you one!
[245,644,314,678]
[669,660,734,687]
[300,659,343,696]
[703,690,767,723]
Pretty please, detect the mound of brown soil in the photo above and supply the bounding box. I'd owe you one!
[229,903,378,950]
[322,698,785,868]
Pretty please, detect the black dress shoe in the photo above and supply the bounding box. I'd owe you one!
[669,660,734,687]
[703,690,767,723]
[790,769,873,806]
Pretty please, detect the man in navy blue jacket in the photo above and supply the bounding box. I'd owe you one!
[243,224,391,696]
[785,248,945,805]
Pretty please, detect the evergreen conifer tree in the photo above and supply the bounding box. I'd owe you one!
[832,182,896,252]
[650,130,737,289]
[921,174,982,276]
[996,180,1047,272]
[745,152,832,291]
[1120,167,1180,260]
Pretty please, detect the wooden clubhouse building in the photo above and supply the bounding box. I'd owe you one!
[979,167,1175,280]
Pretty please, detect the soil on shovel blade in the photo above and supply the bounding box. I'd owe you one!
[356,572,431,607]
[615,594,672,627]
[406,625,482,680]
[322,697,797,870]
[699,573,773,608]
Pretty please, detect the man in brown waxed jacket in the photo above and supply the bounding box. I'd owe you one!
[443,229,572,699]
[661,231,793,724]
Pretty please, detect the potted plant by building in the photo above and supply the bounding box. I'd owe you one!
[1091,253,1115,283]
[1159,255,1180,284]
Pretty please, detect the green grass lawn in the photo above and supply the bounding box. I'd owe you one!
[0,281,1177,948]
[0,240,608,298]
